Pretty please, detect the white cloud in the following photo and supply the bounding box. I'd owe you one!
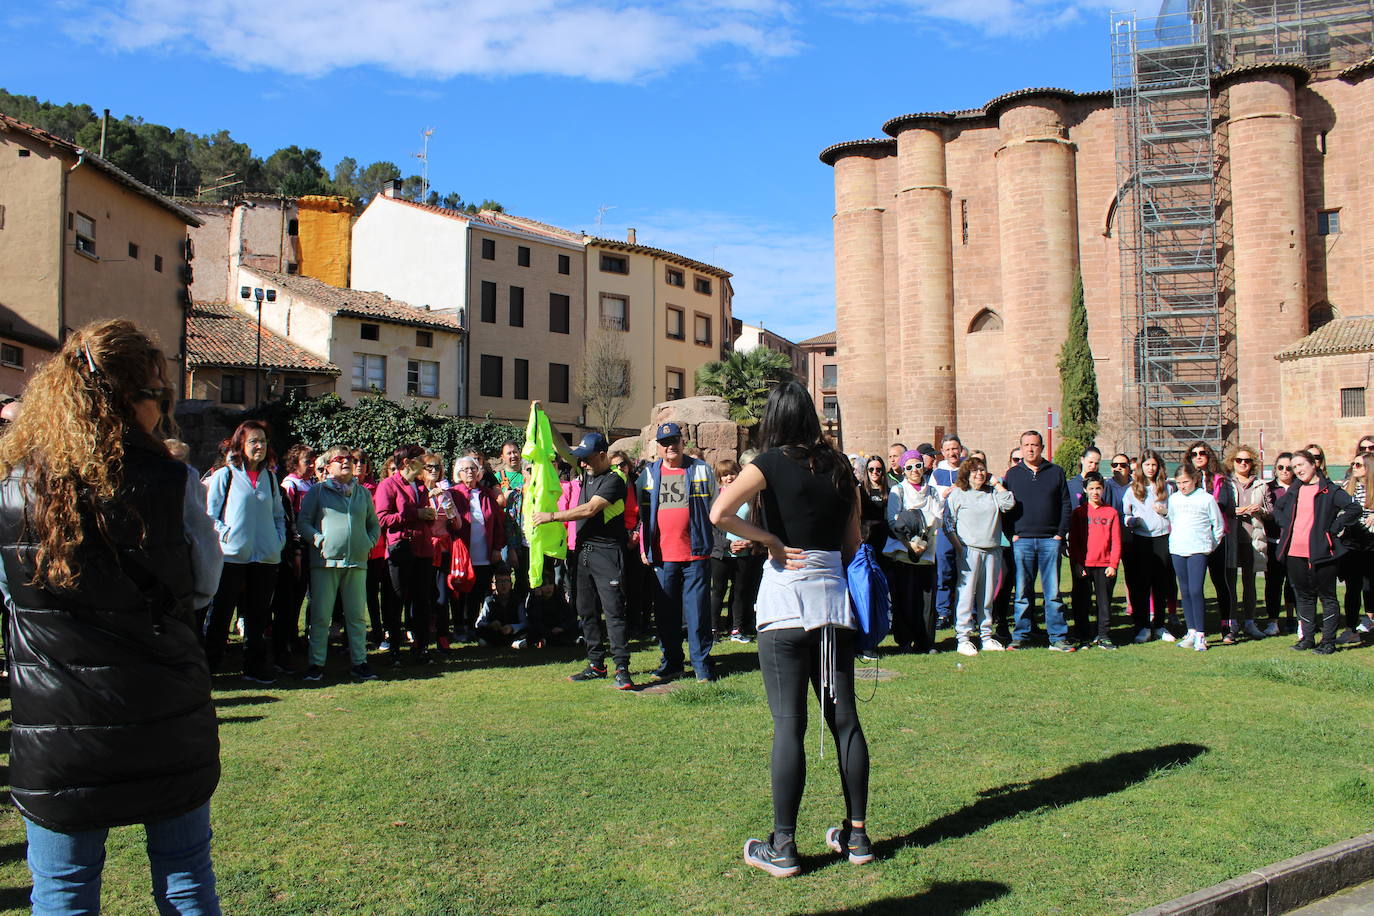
[53,0,802,82]
[597,209,835,342]
[833,0,1121,38]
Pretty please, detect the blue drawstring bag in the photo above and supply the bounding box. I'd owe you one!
[846,543,891,653]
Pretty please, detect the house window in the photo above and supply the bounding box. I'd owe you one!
[480,354,503,398]
[666,268,684,288]
[517,246,530,267]
[549,363,570,403]
[694,313,712,346]
[286,262,298,275]
[600,294,628,331]
[694,276,712,295]
[352,353,386,392]
[1342,387,1366,418]
[514,358,529,400]
[481,281,497,323]
[550,293,570,334]
[510,286,525,327]
[0,344,22,368]
[481,238,495,260]
[74,212,95,256]
[361,323,380,341]
[154,254,163,272]
[558,254,571,275]
[666,368,685,401]
[128,242,139,259]
[221,373,246,404]
[287,218,299,237]
[969,308,1003,332]
[1319,210,1342,236]
[823,395,838,421]
[600,254,628,275]
[666,306,685,341]
[407,359,439,398]
[416,330,433,348]
[822,364,837,389]
[17,149,30,157]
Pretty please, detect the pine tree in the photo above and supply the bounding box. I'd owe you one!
[1055,272,1098,469]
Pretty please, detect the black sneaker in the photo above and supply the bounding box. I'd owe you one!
[1092,638,1118,651]
[825,822,875,864]
[241,671,276,685]
[389,651,404,668]
[614,668,634,690]
[743,834,799,877]
[569,664,607,682]
[1337,629,1362,645]
[1048,640,1077,652]
[412,649,433,666]
[1292,638,1316,651]
[301,665,324,682]
[652,666,685,682]
[1314,642,1337,655]
[350,663,378,681]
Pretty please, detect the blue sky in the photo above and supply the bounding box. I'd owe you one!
[7,1,1150,341]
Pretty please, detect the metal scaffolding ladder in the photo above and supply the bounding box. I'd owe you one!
[1114,1,1225,459]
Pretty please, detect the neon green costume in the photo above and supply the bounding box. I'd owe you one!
[520,404,567,588]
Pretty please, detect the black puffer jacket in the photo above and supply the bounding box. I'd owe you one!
[1274,474,1361,566]
[0,438,220,831]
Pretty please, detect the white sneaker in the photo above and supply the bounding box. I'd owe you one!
[1194,633,1209,651]
[511,638,528,650]
[1244,620,1265,639]
[1177,631,1196,649]
[1357,617,1373,634]
[981,637,1006,652]
[1157,628,1176,642]
[1134,627,1152,644]
[957,640,978,657]
[1264,620,1281,637]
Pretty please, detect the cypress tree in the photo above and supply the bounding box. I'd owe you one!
[1055,272,1098,469]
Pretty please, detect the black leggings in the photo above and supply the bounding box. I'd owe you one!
[1339,551,1372,628]
[758,627,869,839]
[1125,534,1174,629]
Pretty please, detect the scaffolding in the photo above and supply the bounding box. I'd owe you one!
[1112,0,1374,459]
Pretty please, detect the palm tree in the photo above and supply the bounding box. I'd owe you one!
[694,348,795,436]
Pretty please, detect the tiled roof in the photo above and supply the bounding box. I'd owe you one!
[586,237,732,279]
[0,113,201,226]
[818,137,898,165]
[242,269,464,332]
[1341,55,1374,81]
[1274,316,1374,361]
[798,330,836,347]
[1214,59,1311,88]
[187,302,339,374]
[478,210,584,242]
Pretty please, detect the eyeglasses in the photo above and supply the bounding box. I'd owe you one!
[1313,454,1326,462]
[1275,464,1292,471]
[903,464,922,471]
[1361,443,1374,452]
[868,466,884,473]
[659,437,682,447]
[424,463,443,471]
[1111,461,1129,469]
[1190,449,1209,457]
[329,456,353,465]
[1234,457,1253,464]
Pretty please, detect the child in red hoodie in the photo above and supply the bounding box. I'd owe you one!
[1069,472,1123,649]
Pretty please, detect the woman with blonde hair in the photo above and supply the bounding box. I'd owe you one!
[0,320,224,912]
[1340,454,1374,637]
[1121,450,1176,642]
[1224,443,1268,641]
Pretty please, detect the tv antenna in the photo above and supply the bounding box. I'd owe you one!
[415,127,434,198]
[596,204,616,229]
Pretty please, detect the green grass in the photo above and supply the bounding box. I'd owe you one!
[3,582,1373,915]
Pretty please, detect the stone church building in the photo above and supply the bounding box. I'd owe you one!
[821,1,1374,465]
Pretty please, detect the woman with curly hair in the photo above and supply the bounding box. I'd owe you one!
[0,320,224,912]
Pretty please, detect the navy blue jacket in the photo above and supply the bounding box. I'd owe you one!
[1004,460,1072,539]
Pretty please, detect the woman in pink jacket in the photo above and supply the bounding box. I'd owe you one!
[373,444,436,667]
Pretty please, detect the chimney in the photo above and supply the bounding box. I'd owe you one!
[627,228,637,244]
[383,179,402,199]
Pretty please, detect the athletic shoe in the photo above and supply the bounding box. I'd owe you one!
[1134,627,1152,644]
[1092,637,1118,651]
[1314,642,1337,655]
[1359,615,1374,634]
[569,664,608,682]
[1264,620,1281,637]
[857,650,880,662]
[1244,620,1267,639]
[1292,638,1316,651]
[981,637,1006,652]
[1221,633,1237,646]
[389,651,403,668]
[413,649,433,665]
[743,835,799,877]
[730,631,752,643]
[1048,640,1076,652]
[1337,629,1362,645]
[956,640,978,657]
[1194,637,1209,652]
[614,667,634,690]
[1007,640,1025,651]
[825,822,875,865]
[350,663,378,681]
[652,666,685,682]
[301,665,323,682]
[1177,632,1196,649]
[1157,628,1176,642]
[935,615,953,630]
[378,640,392,652]
[241,671,276,685]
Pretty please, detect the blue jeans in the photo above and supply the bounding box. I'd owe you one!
[1172,552,1209,634]
[653,559,713,678]
[25,802,220,915]
[933,531,958,622]
[1012,537,1069,642]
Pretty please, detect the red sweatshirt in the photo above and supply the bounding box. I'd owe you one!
[1069,502,1122,569]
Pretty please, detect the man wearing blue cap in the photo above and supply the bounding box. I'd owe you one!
[636,421,719,681]
[531,409,634,689]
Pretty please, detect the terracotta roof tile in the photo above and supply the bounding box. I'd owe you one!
[586,237,732,279]
[1341,55,1374,81]
[819,137,898,165]
[242,269,464,332]
[799,330,836,346]
[187,302,339,373]
[1275,316,1374,361]
[0,113,201,226]
[478,210,584,242]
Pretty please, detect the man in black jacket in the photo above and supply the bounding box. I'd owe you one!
[1003,430,1074,651]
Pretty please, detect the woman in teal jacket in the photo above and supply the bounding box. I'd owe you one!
[297,445,382,681]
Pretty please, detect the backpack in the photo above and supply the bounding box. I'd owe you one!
[846,543,891,654]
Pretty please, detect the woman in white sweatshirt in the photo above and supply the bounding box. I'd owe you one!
[1167,462,1226,651]
[943,458,1014,655]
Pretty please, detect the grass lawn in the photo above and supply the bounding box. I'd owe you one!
[2,575,1373,915]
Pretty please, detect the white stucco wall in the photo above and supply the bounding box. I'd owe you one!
[351,195,468,313]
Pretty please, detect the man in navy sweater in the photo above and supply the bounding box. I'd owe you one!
[1003,430,1074,651]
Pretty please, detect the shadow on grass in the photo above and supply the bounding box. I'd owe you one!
[217,715,266,725]
[714,651,760,678]
[0,842,24,864]
[886,742,1207,854]
[0,886,28,911]
[801,880,1010,915]
[213,695,279,708]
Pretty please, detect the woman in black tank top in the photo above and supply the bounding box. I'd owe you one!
[710,381,872,876]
